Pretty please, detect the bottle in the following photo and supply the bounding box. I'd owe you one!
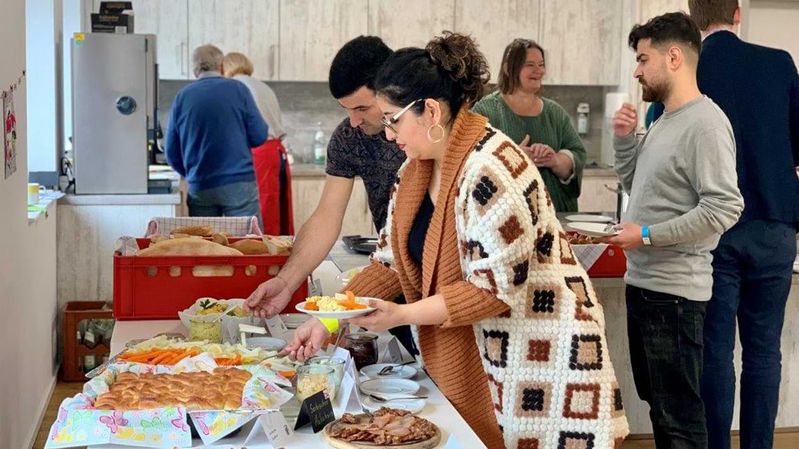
[312,122,326,165]
[576,102,590,136]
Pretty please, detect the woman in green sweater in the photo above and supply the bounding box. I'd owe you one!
[472,39,586,212]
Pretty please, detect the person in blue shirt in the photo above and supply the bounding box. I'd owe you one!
[166,44,268,222]
[686,2,799,449]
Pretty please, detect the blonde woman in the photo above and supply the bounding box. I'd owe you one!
[222,52,293,234]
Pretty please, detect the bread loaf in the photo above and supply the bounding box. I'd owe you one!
[229,239,269,255]
[172,225,214,237]
[138,238,243,257]
[263,235,293,255]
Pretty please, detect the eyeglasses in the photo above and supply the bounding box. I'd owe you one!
[381,99,422,134]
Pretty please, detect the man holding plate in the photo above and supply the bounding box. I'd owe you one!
[610,13,743,449]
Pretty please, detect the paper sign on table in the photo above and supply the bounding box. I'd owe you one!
[380,336,404,364]
[264,315,288,339]
[259,410,292,446]
[293,390,335,433]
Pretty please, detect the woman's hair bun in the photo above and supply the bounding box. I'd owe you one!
[425,31,490,107]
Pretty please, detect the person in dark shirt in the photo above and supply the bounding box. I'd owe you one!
[246,37,413,354]
[687,2,799,449]
[166,45,268,222]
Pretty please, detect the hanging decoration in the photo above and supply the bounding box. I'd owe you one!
[3,69,24,180]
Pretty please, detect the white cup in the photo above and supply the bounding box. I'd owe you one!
[28,183,45,205]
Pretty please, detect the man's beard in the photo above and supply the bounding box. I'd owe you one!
[640,79,667,103]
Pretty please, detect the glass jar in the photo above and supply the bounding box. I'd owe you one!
[188,317,222,343]
[342,333,378,370]
[307,356,346,389]
[296,364,336,401]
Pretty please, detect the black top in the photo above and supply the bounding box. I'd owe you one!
[408,193,435,265]
[325,118,407,230]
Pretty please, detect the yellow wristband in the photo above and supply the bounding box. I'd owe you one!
[319,318,340,334]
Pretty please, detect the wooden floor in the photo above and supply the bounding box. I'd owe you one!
[33,382,799,449]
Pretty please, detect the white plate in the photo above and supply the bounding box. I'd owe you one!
[566,222,620,238]
[360,363,418,380]
[295,299,376,319]
[245,336,286,351]
[362,396,426,414]
[565,214,614,223]
[359,378,420,396]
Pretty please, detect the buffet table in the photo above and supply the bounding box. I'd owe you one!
[96,249,484,449]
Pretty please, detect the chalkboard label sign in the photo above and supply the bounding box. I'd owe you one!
[294,390,335,433]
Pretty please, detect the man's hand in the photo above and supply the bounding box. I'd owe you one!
[283,318,331,362]
[613,103,638,138]
[607,222,644,250]
[346,299,406,333]
[245,277,292,319]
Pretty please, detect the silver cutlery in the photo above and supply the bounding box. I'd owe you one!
[377,360,416,376]
[368,393,428,403]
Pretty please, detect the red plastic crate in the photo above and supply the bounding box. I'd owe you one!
[583,245,627,278]
[113,238,308,320]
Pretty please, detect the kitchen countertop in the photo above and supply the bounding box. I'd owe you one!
[58,192,182,206]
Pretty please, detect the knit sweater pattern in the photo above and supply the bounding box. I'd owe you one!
[345,110,628,449]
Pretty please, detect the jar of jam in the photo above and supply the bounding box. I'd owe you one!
[342,332,378,370]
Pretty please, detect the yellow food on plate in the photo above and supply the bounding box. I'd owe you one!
[306,296,346,312]
[305,291,369,312]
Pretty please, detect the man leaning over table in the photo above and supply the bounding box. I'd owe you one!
[609,12,743,449]
[244,36,411,356]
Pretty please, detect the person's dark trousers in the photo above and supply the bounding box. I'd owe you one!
[626,285,708,449]
[702,220,796,449]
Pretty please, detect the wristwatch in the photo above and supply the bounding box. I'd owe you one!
[641,226,652,246]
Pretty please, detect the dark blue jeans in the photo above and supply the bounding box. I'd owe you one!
[627,285,708,449]
[187,181,262,225]
[703,220,796,449]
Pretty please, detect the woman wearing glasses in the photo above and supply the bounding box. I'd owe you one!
[472,39,586,213]
[286,32,627,449]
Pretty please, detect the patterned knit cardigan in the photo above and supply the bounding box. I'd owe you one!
[346,110,629,449]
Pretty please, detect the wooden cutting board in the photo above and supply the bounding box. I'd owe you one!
[321,414,442,449]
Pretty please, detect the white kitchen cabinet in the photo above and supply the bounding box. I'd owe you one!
[367,0,455,50]
[103,0,190,79]
[640,0,689,22]
[279,0,368,81]
[538,0,623,85]
[291,176,374,237]
[454,0,541,82]
[188,0,280,80]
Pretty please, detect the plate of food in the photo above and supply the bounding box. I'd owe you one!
[322,408,440,448]
[295,291,377,319]
[564,214,615,223]
[566,222,620,238]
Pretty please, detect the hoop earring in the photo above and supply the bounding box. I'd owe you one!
[427,123,445,143]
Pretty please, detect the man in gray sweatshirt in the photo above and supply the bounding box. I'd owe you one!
[611,12,743,449]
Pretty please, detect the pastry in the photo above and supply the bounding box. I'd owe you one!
[94,368,251,411]
[263,235,293,255]
[138,238,243,257]
[172,225,214,237]
[229,239,269,255]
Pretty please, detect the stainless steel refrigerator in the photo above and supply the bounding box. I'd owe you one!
[71,33,157,194]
